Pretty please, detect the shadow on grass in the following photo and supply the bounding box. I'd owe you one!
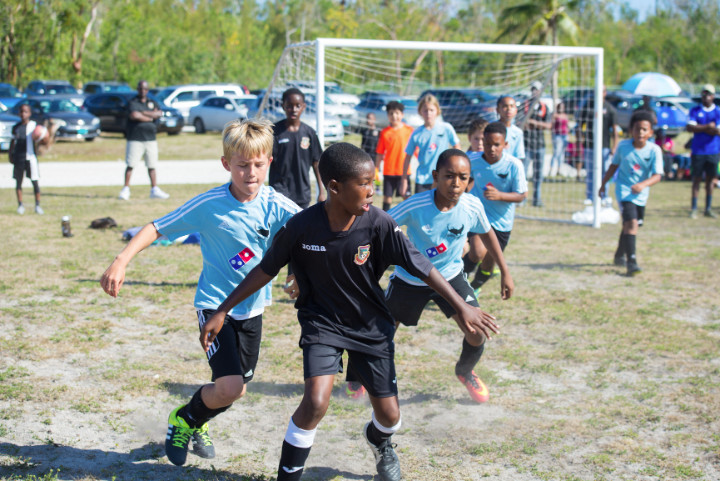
[42,192,105,199]
[0,441,267,481]
[163,381,306,399]
[517,262,606,270]
[303,466,373,480]
[76,278,199,289]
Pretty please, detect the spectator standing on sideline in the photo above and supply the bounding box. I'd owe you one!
[522,81,551,207]
[118,80,170,200]
[687,84,720,219]
[576,85,619,207]
[9,103,50,215]
[550,101,569,177]
[375,101,414,211]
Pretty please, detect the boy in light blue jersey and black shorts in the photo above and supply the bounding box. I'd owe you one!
[100,118,301,467]
[462,122,528,295]
[600,110,663,276]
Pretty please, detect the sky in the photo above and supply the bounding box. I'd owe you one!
[624,0,655,21]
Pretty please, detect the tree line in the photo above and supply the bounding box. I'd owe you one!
[1,0,718,92]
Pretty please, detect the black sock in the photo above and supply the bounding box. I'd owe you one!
[706,194,712,212]
[615,233,626,259]
[471,268,492,288]
[382,201,391,211]
[178,387,231,428]
[366,421,393,446]
[625,234,637,264]
[277,440,312,481]
[455,339,485,377]
[462,254,477,274]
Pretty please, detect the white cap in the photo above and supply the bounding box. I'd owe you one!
[701,83,716,94]
[530,80,543,91]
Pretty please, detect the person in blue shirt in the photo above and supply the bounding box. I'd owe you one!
[100,119,301,467]
[496,95,525,163]
[599,111,663,276]
[686,83,720,219]
[400,93,461,196]
[462,122,528,295]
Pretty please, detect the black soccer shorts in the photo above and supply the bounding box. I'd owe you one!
[197,309,262,382]
[385,272,479,327]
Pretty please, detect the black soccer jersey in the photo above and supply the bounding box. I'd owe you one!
[259,203,433,358]
[271,120,323,208]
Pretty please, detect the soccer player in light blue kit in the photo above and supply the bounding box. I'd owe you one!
[463,122,528,295]
[599,110,663,276]
[400,93,461,196]
[100,119,301,467]
[497,95,525,163]
[385,148,513,403]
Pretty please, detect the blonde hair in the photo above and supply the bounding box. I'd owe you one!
[417,93,441,115]
[222,118,274,160]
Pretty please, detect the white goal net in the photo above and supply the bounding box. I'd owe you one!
[260,39,607,227]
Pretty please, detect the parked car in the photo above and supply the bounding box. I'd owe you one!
[154,84,251,123]
[287,81,361,107]
[611,95,690,136]
[0,83,26,109]
[418,88,497,131]
[11,97,100,141]
[83,92,184,135]
[189,94,257,133]
[25,80,85,107]
[246,92,345,142]
[0,103,20,151]
[354,92,424,130]
[82,81,133,95]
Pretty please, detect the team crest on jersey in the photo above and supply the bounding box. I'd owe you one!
[300,136,311,149]
[229,247,255,270]
[354,244,371,265]
[447,224,464,237]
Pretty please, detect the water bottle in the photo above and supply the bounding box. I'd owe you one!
[61,215,73,237]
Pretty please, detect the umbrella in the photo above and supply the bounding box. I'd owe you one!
[621,72,682,97]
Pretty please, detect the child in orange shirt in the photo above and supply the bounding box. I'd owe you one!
[375,100,414,211]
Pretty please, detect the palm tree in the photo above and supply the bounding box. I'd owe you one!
[496,0,581,108]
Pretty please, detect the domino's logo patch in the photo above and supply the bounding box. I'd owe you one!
[425,242,448,258]
[229,247,255,270]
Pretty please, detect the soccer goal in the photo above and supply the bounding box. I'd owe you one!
[261,38,606,227]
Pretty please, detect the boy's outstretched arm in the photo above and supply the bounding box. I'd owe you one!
[200,265,274,351]
[422,267,499,340]
[598,164,619,198]
[477,229,514,300]
[100,223,162,297]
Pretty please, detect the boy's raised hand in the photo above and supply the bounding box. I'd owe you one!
[200,312,226,351]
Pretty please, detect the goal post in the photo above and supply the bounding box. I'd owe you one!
[263,38,606,228]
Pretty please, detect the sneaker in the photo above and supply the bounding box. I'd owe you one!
[690,209,698,219]
[150,186,170,199]
[583,199,593,206]
[705,210,717,219]
[627,262,642,277]
[613,255,626,267]
[364,423,401,481]
[118,186,130,201]
[492,266,501,276]
[601,198,613,208]
[456,371,489,403]
[165,406,194,466]
[346,382,366,399]
[34,205,44,215]
[16,204,25,215]
[473,286,482,299]
[533,200,544,207]
[191,422,215,459]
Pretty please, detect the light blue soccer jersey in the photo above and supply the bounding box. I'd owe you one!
[506,124,525,161]
[389,189,490,285]
[405,122,460,185]
[154,184,300,319]
[612,139,664,207]
[469,151,528,232]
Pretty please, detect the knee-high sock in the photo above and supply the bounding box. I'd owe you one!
[366,412,402,446]
[178,387,231,429]
[455,339,485,377]
[277,417,316,481]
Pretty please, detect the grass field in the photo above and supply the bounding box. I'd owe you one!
[1,157,719,480]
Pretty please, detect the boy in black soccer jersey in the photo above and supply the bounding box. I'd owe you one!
[200,143,499,481]
[270,88,327,208]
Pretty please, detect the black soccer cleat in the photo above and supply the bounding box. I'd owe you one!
[613,255,626,267]
[364,422,402,481]
[627,262,642,277]
[165,406,194,466]
[192,422,216,459]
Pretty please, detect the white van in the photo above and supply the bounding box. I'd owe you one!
[155,84,249,122]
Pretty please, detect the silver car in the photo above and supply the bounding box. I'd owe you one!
[189,95,257,133]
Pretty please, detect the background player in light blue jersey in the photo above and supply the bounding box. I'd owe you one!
[497,95,525,163]
[385,148,512,403]
[600,111,663,276]
[100,119,300,467]
[462,122,528,295]
[400,93,461,196]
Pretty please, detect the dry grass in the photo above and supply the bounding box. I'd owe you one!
[1,179,719,480]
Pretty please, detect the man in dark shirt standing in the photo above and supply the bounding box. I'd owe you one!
[118,80,169,200]
[577,86,619,206]
[523,81,552,207]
